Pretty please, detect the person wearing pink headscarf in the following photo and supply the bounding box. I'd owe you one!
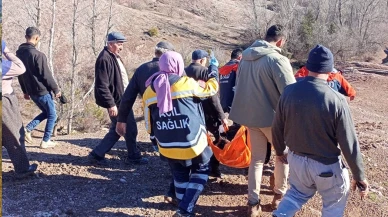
[143,51,219,217]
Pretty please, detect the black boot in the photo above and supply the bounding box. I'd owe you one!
[209,155,223,178]
[265,142,272,164]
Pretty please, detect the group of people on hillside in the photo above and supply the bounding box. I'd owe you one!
[2,24,368,217]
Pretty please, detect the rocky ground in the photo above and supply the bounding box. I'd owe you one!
[2,70,388,217]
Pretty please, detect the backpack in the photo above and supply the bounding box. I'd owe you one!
[207,125,251,168]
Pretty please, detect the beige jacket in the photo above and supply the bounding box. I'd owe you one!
[229,40,295,128]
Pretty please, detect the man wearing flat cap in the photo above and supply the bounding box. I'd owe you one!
[90,31,148,165]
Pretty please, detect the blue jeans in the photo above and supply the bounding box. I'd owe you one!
[26,93,57,142]
[168,160,210,214]
[93,109,140,159]
[273,151,350,217]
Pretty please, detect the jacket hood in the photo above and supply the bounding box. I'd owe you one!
[242,40,282,61]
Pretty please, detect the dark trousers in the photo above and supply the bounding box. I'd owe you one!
[168,160,210,214]
[2,93,31,173]
[93,109,140,159]
[206,115,221,170]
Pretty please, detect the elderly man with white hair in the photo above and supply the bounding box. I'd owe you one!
[89,32,148,166]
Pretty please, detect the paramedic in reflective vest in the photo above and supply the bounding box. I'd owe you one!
[143,51,219,217]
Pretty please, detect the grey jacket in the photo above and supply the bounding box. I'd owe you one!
[229,40,295,128]
[272,77,365,181]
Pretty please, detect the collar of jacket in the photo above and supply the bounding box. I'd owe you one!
[20,42,37,49]
[190,62,205,67]
[304,76,328,83]
[104,46,121,59]
[152,57,159,62]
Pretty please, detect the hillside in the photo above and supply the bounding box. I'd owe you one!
[2,1,388,216]
[2,71,388,217]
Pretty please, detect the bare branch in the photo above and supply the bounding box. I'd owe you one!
[105,0,114,44]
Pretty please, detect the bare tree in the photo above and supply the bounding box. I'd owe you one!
[251,0,259,36]
[91,0,99,57]
[22,0,41,28]
[68,0,80,134]
[48,0,57,74]
[104,0,114,44]
[80,0,113,104]
[22,0,42,49]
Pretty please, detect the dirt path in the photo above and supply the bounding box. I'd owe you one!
[2,71,388,217]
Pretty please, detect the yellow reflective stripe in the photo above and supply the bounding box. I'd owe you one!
[158,132,208,160]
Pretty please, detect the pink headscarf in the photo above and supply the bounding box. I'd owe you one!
[145,51,184,114]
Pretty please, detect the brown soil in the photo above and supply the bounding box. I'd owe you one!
[2,70,388,217]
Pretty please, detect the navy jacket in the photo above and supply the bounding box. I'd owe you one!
[118,58,159,122]
[219,59,239,112]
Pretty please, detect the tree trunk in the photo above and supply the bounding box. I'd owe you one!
[48,0,56,75]
[91,0,98,57]
[251,0,259,36]
[49,0,58,136]
[68,0,78,135]
[105,0,114,44]
[36,0,42,50]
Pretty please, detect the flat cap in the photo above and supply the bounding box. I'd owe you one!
[107,32,127,42]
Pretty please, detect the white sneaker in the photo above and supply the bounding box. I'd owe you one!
[40,140,57,149]
[25,129,33,144]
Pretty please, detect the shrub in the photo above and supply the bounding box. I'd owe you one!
[299,11,315,50]
[148,27,159,37]
[76,101,110,133]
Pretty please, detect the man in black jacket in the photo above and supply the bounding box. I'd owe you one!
[185,49,227,178]
[116,41,176,204]
[116,41,175,147]
[89,32,147,165]
[17,27,61,149]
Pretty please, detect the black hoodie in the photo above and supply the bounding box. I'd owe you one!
[16,43,59,96]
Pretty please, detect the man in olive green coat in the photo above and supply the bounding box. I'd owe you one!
[229,25,296,217]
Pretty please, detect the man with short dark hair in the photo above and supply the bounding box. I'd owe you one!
[229,25,296,216]
[185,49,227,178]
[219,48,243,113]
[17,27,61,149]
[272,45,368,217]
[89,32,147,165]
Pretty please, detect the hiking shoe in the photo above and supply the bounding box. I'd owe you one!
[25,129,33,144]
[15,163,38,179]
[172,209,195,217]
[124,156,149,165]
[247,201,262,217]
[40,140,56,149]
[88,152,108,166]
[271,193,283,210]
